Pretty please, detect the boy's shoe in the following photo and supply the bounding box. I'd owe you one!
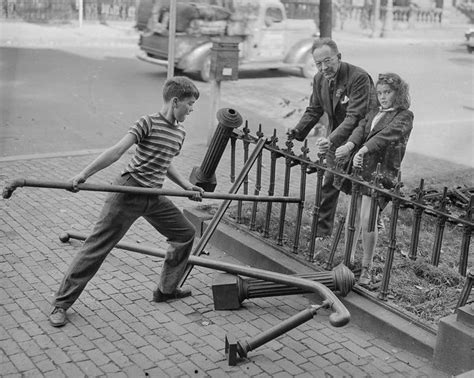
[153,287,192,303]
[358,268,371,287]
[49,307,67,327]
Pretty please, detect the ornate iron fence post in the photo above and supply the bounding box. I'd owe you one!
[378,173,402,301]
[367,164,382,232]
[264,131,279,238]
[277,137,295,246]
[292,141,309,254]
[343,168,362,267]
[236,121,251,224]
[459,196,473,276]
[431,186,449,267]
[409,178,425,260]
[230,135,236,183]
[308,155,325,262]
[325,216,346,270]
[250,125,264,231]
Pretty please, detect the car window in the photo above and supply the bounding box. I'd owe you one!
[265,7,283,23]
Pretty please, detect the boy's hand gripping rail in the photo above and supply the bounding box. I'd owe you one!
[2,178,300,203]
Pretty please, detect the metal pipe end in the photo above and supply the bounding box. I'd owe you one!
[236,340,248,358]
[216,108,243,129]
[2,179,25,199]
[59,233,71,243]
[333,263,356,297]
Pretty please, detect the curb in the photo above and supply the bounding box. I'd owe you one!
[183,206,437,361]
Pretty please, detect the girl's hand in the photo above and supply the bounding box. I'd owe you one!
[316,137,330,156]
[352,146,368,168]
[335,143,354,160]
[353,152,364,168]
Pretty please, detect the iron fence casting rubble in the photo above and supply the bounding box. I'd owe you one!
[228,128,473,302]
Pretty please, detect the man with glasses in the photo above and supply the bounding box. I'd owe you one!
[288,38,376,240]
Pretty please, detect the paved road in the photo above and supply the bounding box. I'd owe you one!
[1,22,473,167]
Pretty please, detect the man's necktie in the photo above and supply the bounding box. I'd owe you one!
[328,79,335,106]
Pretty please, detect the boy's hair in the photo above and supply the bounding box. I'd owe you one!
[311,38,339,54]
[377,72,411,110]
[163,76,200,102]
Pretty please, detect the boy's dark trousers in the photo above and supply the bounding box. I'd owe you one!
[53,173,196,310]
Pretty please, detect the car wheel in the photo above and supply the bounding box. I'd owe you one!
[199,54,212,82]
[468,45,473,54]
[301,51,316,79]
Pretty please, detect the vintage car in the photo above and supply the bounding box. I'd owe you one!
[136,0,318,81]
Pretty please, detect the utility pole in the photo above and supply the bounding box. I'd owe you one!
[78,0,83,27]
[167,0,177,79]
[319,0,332,38]
[381,0,394,37]
[371,0,381,38]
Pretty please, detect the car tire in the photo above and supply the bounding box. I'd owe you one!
[301,51,316,79]
[468,45,473,54]
[199,54,212,82]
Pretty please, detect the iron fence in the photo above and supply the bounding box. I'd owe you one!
[224,126,473,317]
[0,0,137,22]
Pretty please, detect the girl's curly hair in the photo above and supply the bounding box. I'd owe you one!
[377,72,411,110]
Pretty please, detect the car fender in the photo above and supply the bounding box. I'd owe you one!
[284,38,314,64]
[177,41,213,72]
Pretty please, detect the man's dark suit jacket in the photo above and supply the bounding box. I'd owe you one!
[293,61,376,149]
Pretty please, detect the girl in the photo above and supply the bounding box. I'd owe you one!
[334,73,413,286]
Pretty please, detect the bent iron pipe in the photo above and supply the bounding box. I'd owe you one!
[60,231,350,328]
[2,178,300,203]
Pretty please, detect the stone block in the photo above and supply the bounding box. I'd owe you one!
[433,305,474,376]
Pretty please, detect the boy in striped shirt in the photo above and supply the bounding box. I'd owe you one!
[50,76,204,327]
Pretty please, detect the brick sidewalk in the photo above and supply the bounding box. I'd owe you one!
[0,143,448,377]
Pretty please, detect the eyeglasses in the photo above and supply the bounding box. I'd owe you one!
[314,55,338,68]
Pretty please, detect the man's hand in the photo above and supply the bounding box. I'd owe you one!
[316,137,330,156]
[335,142,354,160]
[285,127,296,139]
[353,146,368,168]
[186,184,204,202]
[68,173,87,192]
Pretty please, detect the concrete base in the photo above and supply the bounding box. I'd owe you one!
[433,305,474,376]
[212,273,242,310]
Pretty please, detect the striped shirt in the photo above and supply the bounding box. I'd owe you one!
[122,113,186,188]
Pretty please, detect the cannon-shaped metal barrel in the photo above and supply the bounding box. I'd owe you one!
[212,264,354,310]
[189,108,243,192]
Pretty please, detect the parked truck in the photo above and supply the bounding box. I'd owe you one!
[136,0,318,81]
